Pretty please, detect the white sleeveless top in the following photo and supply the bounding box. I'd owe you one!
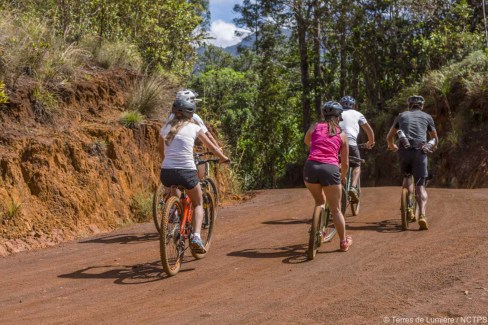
[160,122,201,170]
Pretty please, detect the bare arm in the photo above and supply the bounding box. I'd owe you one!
[428,130,439,148]
[304,122,317,147]
[360,123,375,148]
[205,131,221,149]
[386,126,398,152]
[158,136,165,161]
[198,130,229,162]
[340,133,349,183]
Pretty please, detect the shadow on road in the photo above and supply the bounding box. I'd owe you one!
[58,261,194,284]
[228,244,308,264]
[79,233,159,245]
[346,219,403,233]
[262,218,310,225]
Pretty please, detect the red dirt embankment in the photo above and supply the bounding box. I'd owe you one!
[0,69,172,256]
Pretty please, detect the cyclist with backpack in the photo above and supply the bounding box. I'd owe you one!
[304,101,352,252]
[339,96,375,202]
[158,98,229,253]
[386,95,439,230]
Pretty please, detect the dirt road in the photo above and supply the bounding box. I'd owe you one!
[0,187,487,324]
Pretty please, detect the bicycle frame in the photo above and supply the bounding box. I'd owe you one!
[177,189,194,239]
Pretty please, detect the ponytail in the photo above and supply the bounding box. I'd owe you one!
[165,114,192,145]
[324,116,341,136]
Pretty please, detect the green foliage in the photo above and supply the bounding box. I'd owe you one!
[0,81,8,104]
[119,111,143,128]
[126,74,167,117]
[2,0,209,77]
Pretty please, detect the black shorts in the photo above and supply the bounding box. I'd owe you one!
[160,168,199,190]
[349,145,361,168]
[303,160,341,186]
[398,149,428,186]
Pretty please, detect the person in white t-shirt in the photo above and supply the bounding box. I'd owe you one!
[159,98,229,253]
[339,96,375,202]
[168,89,220,149]
[168,89,222,179]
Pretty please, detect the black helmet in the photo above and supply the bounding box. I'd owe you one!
[322,101,343,118]
[407,95,425,107]
[340,96,356,110]
[172,98,196,118]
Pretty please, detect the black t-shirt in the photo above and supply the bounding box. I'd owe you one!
[393,110,436,144]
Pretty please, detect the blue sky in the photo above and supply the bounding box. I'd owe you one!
[207,0,249,48]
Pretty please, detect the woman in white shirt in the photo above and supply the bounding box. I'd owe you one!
[158,98,229,253]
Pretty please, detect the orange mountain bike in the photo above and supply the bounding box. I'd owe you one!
[158,186,216,276]
[153,153,219,233]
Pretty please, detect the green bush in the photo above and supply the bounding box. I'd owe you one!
[119,111,143,128]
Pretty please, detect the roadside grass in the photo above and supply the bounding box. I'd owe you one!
[126,74,167,117]
[119,111,143,128]
[1,198,21,223]
[131,191,153,223]
[81,37,142,71]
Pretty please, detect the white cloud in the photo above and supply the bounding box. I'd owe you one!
[207,20,250,48]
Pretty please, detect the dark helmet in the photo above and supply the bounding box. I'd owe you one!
[172,98,196,118]
[340,96,356,109]
[322,101,343,118]
[407,95,425,108]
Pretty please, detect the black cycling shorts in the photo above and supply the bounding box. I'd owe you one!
[349,145,361,168]
[303,160,341,186]
[398,149,428,186]
[160,168,199,190]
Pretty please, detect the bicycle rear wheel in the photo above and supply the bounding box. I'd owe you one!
[191,191,215,259]
[351,178,360,216]
[400,188,409,230]
[322,203,337,242]
[160,196,184,276]
[152,184,166,233]
[307,206,325,260]
[341,186,348,215]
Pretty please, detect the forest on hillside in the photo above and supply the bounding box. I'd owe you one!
[1,0,488,191]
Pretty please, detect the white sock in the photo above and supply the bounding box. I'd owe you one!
[193,233,201,239]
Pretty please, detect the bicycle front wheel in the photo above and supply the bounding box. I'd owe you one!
[191,191,216,259]
[322,203,337,243]
[153,184,166,233]
[307,206,324,260]
[351,178,360,216]
[341,186,348,215]
[160,196,184,276]
[400,188,409,231]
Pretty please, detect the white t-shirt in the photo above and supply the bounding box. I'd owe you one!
[167,113,208,133]
[339,109,367,146]
[160,122,202,169]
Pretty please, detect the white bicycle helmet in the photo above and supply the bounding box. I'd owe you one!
[176,89,201,103]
